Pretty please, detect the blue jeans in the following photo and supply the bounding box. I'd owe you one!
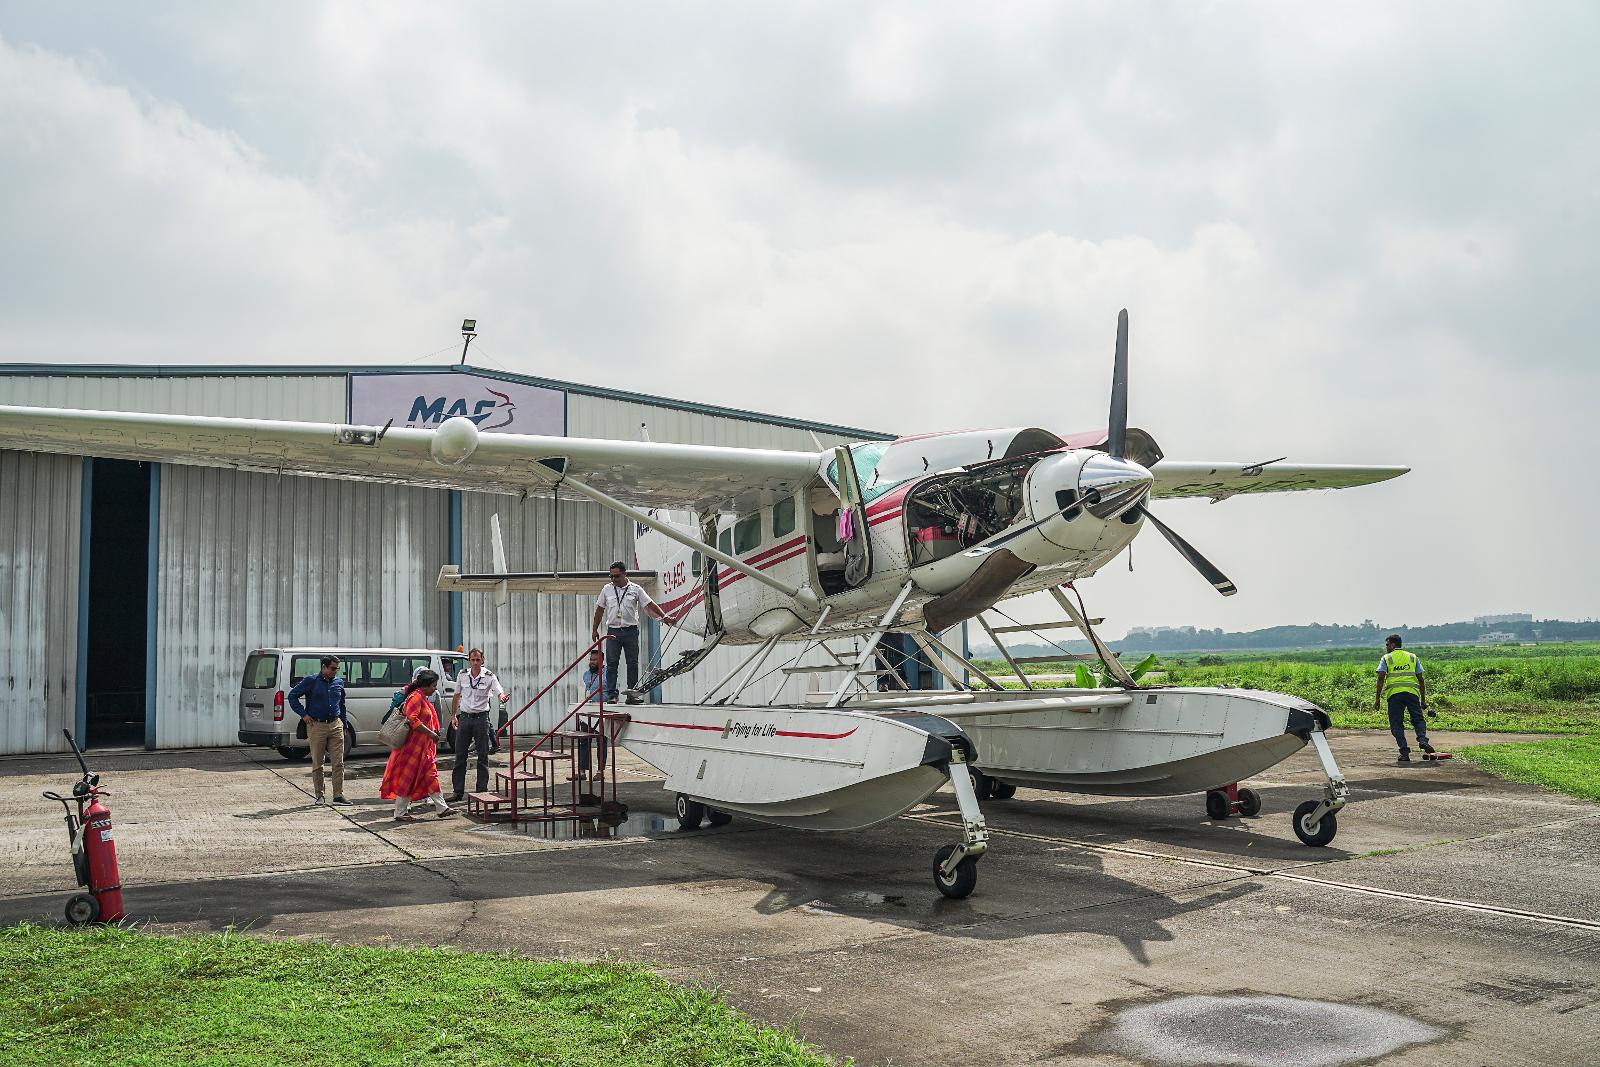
[1387,692,1428,754]
[605,625,640,702]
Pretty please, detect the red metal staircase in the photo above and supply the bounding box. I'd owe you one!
[465,636,631,824]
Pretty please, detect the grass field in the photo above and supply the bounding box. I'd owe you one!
[1459,737,1600,801]
[0,925,839,1067]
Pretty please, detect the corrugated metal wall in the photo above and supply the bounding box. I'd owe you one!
[152,465,450,748]
[0,374,347,421]
[0,451,82,754]
[459,492,631,737]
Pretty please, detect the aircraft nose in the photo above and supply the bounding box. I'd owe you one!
[1078,454,1154,519]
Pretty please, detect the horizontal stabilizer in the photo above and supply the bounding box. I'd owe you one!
[436,565,658,598]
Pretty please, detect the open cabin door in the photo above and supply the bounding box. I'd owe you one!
[698,510,725,633]
[832,445,873,589]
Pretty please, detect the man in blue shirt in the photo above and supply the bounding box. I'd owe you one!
[288,655,349,805]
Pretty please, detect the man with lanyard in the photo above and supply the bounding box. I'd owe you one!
[591,561,669,705]
[447,648,510,802]
[1375,634,1433,763]
[287,655,349,805]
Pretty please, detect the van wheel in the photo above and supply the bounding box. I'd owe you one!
[278,746,309,762]
[344,725,356,760]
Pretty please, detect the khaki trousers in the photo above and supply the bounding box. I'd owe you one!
[305,719,346,799]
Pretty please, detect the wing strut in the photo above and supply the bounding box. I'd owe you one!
[555,473,821,610]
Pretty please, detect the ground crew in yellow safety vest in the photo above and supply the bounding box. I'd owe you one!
[1375,634,1433,763]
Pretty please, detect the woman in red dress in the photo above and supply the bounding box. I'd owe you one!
[381,669,457,821]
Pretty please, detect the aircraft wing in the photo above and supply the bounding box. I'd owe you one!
[1151,461,1409,501]
[0,405,822,513]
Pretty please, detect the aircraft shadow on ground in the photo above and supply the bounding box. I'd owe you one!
[0,783,1267,967]
[914,788,1364,866]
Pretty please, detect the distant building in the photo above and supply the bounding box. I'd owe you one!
[1481,631,1519,642]
[1474,613,1532,625]
[1127,625,1196,639]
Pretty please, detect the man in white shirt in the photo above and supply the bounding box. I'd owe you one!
[591,561,668,705]
[447,647,510,800]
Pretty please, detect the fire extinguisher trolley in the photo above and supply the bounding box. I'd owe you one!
[42,729,125,925]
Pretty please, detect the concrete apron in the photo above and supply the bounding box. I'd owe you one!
[2,732,1597,1067]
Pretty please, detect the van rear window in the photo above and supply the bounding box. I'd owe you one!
[241,653,278,690]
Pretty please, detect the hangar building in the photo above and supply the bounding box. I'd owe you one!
[0,364,904,756]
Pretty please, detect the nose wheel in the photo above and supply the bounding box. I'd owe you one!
[933,757,989,899]
[933,844,979,898]
[1290,730,1349,847]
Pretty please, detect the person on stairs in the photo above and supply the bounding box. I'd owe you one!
[591,562,668,705]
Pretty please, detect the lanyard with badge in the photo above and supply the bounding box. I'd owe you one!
[609,583,635,627]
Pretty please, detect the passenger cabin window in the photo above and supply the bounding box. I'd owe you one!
[691,551,702,576]
[734,514,762,554]
[772,497,797,538]
[718,527,733,557]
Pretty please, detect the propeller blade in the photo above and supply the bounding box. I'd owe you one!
[1140,507,1238,596]
[1107,308,1129,460]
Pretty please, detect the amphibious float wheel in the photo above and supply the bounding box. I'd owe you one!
[1237,787,1262,817]
[64,893,99,926]
[932,844,979,899]
[971,771,994,801]
[1205,790,1232,820]
[1292,801,1338,847]
[675,793,706,831]
[708,809,733,827]
[989,780,1017,800]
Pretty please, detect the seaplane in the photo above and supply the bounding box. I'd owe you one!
[0,311,1405,897]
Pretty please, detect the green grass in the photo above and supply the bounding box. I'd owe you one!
[1458,737,1600,802]
[0,925,841,1067]
[975,642,1600,734]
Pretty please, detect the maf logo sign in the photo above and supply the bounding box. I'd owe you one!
[349,372,566,438]
[406,387,517,430]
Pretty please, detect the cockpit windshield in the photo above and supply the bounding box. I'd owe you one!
[825,442,901,503]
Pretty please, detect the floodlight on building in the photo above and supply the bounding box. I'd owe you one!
[459,318,478,365]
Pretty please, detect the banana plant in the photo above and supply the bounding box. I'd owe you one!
[1075,653,1159,689]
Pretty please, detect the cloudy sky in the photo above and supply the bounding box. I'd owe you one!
[2,3,1595,634]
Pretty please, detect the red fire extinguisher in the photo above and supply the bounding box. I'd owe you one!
[42,729,126,924]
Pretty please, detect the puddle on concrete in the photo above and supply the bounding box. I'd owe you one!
[1097,993,1444,1067]
[466,812,678,841]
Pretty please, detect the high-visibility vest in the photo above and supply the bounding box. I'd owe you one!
[1383,649,1421,697]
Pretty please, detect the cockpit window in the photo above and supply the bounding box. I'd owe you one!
[826,442,901,504]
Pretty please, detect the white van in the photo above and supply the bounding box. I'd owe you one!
[238,647,463,760]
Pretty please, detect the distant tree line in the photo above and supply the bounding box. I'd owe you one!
[975,617,1600,660]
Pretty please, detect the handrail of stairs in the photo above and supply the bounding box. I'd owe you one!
[499,635,617,819]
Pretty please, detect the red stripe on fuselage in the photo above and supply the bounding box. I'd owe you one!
[630,718,858,741]
[720,544,809,588]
